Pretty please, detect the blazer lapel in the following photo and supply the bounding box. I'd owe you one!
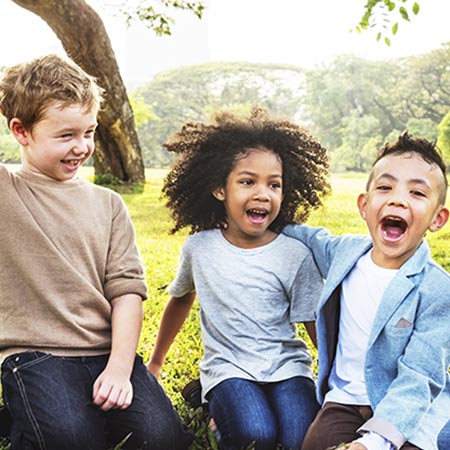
[368,241,430,347]
[320,239,373,309]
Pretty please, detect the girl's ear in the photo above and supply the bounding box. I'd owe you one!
[9,118,30,146]
[212,187,225,201]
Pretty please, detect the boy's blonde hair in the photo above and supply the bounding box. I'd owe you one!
[0,54,103,131]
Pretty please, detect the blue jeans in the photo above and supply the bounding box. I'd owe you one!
[438,421,450,450]
[206,376,319,450]
[1,352,193,450]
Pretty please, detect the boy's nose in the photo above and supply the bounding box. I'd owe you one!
[72,141,89,156]
[388,192,408,207]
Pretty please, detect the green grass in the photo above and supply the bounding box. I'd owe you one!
[1,169,449,449]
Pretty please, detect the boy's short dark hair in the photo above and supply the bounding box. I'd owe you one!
[367,131,448,205]
[0,53,103,132]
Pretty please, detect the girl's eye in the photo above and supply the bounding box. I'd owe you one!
[85,130,95,137]
[240,179,253,185]
[270,182,281,189]
[412,190,426,197]
[376,185,391,191]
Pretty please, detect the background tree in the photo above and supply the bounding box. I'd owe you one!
[10,0,204,183]
[438,110,450,165]
[132,62,305,167]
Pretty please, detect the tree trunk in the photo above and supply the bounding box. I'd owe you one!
[11,0,145,183]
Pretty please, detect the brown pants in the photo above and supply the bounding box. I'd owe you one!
[301,402,421,450]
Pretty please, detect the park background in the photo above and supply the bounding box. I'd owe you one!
[0,1,450,449]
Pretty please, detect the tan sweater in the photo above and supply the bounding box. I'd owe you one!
[0,165,147,363]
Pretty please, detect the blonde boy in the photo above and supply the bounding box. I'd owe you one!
[0,54,192,450]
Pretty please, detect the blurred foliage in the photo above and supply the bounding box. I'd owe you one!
[3,46,450,171]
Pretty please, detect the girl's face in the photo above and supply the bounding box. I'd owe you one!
[213,147,283,248]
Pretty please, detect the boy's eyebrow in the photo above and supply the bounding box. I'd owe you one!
[375,172,431,189]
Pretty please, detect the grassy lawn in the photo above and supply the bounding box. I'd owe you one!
[1,168,449,449]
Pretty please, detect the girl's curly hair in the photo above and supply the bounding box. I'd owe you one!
[163,107,329,234]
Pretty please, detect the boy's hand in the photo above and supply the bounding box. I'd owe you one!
[347,444,367,450]
[327,444,367,450]
[92,366,133,411]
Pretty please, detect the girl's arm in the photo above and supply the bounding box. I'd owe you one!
[92,293,143,411]
[146,292,196,377]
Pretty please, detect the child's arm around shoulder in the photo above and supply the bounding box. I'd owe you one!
[283,224,342,277]
[93,293,143,411]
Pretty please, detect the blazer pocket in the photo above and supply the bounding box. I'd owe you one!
[394,317,413,329]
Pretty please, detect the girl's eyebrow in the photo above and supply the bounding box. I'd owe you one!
[236,170,282,178]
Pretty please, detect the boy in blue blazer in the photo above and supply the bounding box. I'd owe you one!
[285,132,450,450]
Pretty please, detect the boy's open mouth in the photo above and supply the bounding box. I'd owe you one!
[381,216,407,241]
[247,208,268,224]
[61,159,82,168]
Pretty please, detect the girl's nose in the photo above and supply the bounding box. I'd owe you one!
[253,187,270,201]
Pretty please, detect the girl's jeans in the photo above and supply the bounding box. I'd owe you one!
[438,420,450,450]
[1,352,193,450]
[206,376,319,450]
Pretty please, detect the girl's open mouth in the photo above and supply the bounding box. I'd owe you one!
[247,209,268,224]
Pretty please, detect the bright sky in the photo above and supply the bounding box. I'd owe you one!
[1,0,449,87]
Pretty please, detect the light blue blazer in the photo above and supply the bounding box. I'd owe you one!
[284,224,450,450]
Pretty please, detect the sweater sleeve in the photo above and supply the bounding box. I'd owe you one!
[103,193,147,301]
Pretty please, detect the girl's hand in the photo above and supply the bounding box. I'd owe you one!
[146,360,162,378]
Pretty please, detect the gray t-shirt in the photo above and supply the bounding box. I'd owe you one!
[168,229,322,399]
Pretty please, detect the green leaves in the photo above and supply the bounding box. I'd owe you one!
[120,0,205,36]
[355,0,421,45]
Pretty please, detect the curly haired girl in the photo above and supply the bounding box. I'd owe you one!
[147,107,329,450]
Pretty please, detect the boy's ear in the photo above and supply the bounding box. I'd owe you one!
[9,118,30,146]
[212,187,225,202]
[429,206,449,232]
[357,193,368,220]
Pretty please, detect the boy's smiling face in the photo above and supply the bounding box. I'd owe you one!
[357,151,449,269]
[12,101,98,182]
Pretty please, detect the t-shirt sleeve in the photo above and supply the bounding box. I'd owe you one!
[288,251,323,323]
[167,238,195,297]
